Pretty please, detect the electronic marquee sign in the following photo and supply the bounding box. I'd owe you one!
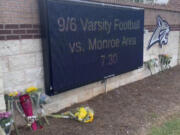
[39,0,144,95]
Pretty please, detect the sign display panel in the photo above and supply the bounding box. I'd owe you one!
[45,0,144,94]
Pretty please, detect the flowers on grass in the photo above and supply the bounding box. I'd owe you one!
[75,107,87,121]
[84,108,94,123]
[48,106,94,123]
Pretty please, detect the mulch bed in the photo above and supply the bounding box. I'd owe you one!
[11,66,180,135]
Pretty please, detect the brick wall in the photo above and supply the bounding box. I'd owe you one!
[0,0,39,24]
[0,0,180,41]
[0,24,41,40]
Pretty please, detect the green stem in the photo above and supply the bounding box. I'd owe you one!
[13,122,20,135]
[43,116,49,125]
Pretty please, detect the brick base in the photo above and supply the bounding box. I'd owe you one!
[0,24,41,40]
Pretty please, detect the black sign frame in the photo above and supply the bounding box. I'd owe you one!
[38,0,144,96]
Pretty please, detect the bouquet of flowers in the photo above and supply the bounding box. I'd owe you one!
[0,112,13,135]
[144,58,158,75]
[4,91,21,135]
[4,86,50,133]
[18,86,50,130]
[19,93,39,130]
[25,87,50,126]
[48,106,94,123]
[159,54,172,70]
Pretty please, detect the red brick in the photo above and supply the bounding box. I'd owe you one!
[27,30,39,34]
[33,35,41,39]
[171,25,180,29]
[171,27,180,31]
[13,30,25,34]
[20,24,32,28]
[0,36,5,40]
[21,35,33,39]
[5,24,19,29]
[6,35,19,40]
[0,25,3,29]
[33,24,40,29]
[148,29,154,32]
[0,30,11,34]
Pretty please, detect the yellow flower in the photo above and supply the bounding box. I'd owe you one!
[75,107,87,121]
[9,91,18,97]
[84,111,94,123]
[26,86,38,93]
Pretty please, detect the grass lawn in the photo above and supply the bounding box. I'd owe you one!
[148,117,180,135]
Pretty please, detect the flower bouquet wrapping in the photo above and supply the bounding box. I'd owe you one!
[19,94,38,131]
[18,86,49,130]
[0,126,6,135]
[26,87,50,126]
[48,106,94,123]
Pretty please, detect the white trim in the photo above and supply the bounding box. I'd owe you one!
[53,0,144,10]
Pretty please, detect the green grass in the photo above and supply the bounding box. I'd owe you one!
[148,117,180,135]
[150,112,158,119]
